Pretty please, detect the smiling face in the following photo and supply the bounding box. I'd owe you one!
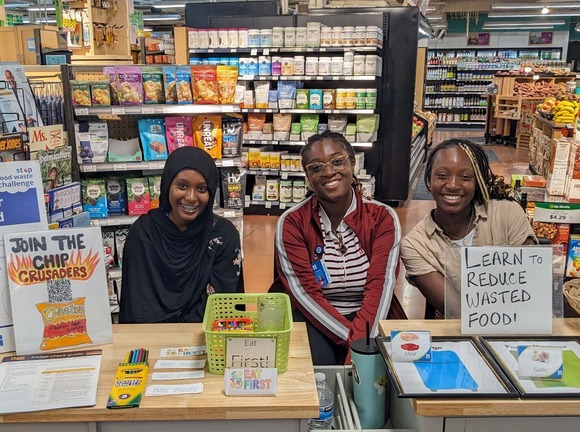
[168,169,210,231]
[429,146,476,215]
[303,138,355,205]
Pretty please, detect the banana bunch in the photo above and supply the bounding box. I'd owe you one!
[553,100,579,124]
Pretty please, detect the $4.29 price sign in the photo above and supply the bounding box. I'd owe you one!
[533,202,580,224]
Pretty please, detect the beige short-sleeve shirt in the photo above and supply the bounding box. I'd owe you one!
[401,200,537,280]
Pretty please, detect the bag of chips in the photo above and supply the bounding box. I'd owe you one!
[191,65,218,104]
[193,115,222,159]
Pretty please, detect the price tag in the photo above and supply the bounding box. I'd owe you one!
[244,196,251,207]
[241,75,255,80]
[76,108,89,116]
[222,105,235,113]
[141,107,155,114]
[263,48,270,55]
[113,163,127,171]
[208,49,214,53]
[112,107,125,115]
[265,201,272,209]
[221,159,235,167]
[231,49,237,53]
[162,107,173,114]
[224,211,236,218]
[306,48,314,52]
[281,172,288,180]
[316,76,323,80]
[83,164,97,172]
[565,67,570,73]
[251,49,257,56]
[279,203,286,210]
[524,67,532,73]
[534,202,580,224]
[533,75,540,81]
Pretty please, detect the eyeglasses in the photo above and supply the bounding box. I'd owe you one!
[304,154,351,177]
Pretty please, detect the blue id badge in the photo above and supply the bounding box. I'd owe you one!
[311,260,332,287]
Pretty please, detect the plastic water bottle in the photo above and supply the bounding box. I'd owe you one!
[308,372,334,430]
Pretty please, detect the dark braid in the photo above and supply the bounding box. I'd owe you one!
[424,138,513,205]
[300,130,365,195]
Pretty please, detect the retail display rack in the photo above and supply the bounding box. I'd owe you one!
[177,6,420,205]
[424,47,563,128]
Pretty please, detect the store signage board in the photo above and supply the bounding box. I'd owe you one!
[460,246,553,335]
[0,160,47,353]
[533,202,580,224]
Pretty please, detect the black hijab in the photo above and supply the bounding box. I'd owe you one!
[120,146,221,323]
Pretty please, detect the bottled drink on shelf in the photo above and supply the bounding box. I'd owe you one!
[308,373,334,430]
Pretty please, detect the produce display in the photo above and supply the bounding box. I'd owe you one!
[536,97,580,124]
[513,81,568,98]
[411,116,424,140]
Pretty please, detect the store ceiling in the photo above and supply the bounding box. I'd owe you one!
[5,0,580,29]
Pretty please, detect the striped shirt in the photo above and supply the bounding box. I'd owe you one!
[318,197,370,315]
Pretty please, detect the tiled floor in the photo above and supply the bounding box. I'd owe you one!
[242,128,531,319]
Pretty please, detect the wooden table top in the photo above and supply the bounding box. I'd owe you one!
[379,319,580,417]
[0,322,319,423]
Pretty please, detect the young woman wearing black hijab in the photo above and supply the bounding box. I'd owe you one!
[119,146,243,323]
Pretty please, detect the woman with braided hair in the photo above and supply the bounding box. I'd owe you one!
[401,139,537,318]
[273,130,406,365]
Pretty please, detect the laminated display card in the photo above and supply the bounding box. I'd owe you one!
[390,330,432,362]
[4,227,113,355]
[376,335,518,398]
[481,337,580,398]
[0,160,48,353]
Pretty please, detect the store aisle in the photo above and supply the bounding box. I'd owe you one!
[242,129,531,319]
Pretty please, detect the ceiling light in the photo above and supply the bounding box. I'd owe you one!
[484,21,565,26]
[482,25,554,30]
[28,5,55,11]
[541,6,550,14]
[4,3,31,8]
[488,12,580,17]
[142,13,182,21]
[153,2,186,8]
[492,2,580,9]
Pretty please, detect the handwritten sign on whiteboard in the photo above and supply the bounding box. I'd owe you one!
[460,246,553,335]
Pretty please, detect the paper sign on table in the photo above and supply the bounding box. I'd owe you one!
[146,383,203,396]
[390,330,432,362]
[154,359,206,369]
[160,345,206,357]
[152,371,205,381]
[518,346,564,379]
[224,368,277,396]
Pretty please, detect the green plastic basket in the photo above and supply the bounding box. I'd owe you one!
[202,293,293,374]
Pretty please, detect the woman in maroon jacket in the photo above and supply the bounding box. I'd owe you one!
[274,131,406,365]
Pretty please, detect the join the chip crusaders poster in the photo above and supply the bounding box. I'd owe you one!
[4,227,113,355]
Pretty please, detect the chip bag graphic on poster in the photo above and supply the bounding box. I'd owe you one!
[4,227,113,355]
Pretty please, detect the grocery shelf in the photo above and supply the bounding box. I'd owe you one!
[279,109,375,114]
[246,200,299,210]
[74,105,240,116]
[437,121,486,125]
[237,75,377,81]
[242,139,373,148]
[425,91,485,95]
[247,170,306,178]
[90,208,243,228]
[90,215,139,227]
[424,106,487,110]
[188,46,380,54]
[80,158,241,172]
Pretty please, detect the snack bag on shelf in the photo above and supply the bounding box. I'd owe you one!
[163,66,178,104]
[176,66,193,104]
[222,115,243,158]
[90,81,111,106]
[138,118,168,161]
[142,67,165,104]
[221,168,245,209]
[149,175,161,210]
[105,177,127,215]
[82,178,108,219]
[191,65,218,104]
[193,115,222,159]
[103,66,119,105]
[126,177,151,216]
[116,66,143,105]
[216,65,238,104]
[165,116,194,153]
[70,81,91,107]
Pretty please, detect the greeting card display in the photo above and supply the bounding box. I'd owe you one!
[4,227,113,355]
